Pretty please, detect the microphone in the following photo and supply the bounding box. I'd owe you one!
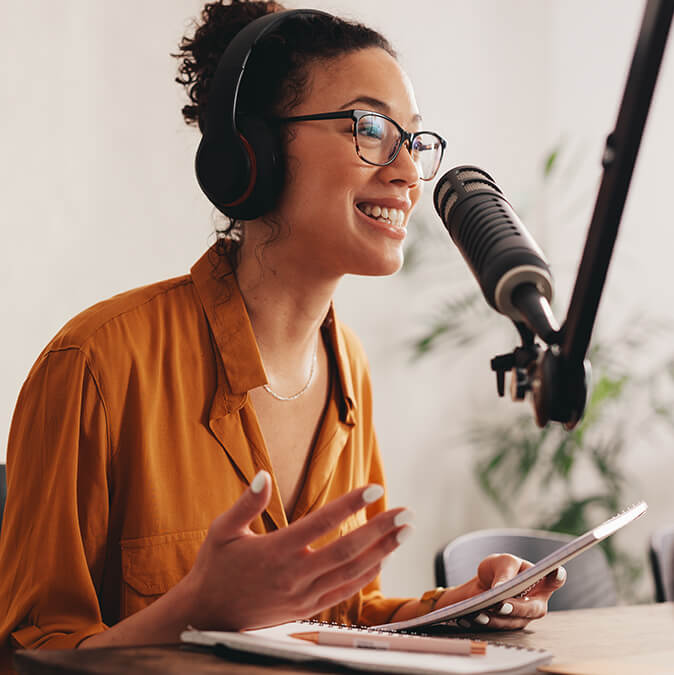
[433,166,560,344]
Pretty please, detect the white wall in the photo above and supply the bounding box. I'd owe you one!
[2,1,673,600]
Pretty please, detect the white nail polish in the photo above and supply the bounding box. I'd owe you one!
[474,613,490,625]
[556,566,567,583]
[499,602,514,615]
[396,526,413,546]
[394,510,414,527]
[250,470,268,494]
[363,484,384,504]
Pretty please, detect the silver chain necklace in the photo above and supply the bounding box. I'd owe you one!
[263,346,318,401]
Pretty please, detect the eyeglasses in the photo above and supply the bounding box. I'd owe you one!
[278,109,446,181]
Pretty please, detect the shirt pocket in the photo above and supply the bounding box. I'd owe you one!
[120,529,207,617]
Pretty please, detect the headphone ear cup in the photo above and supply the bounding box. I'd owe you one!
[195,119,283,221]
[195,131,251,215]
[226,116,284,220]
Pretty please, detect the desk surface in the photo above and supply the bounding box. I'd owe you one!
[13,603,674,674]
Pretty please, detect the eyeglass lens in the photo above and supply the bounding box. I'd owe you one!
[354,114,443,180]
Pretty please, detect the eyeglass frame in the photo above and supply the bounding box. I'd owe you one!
[276,109,447,181]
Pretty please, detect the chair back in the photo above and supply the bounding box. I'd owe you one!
[435,528,618,611]
[650,525,674,602]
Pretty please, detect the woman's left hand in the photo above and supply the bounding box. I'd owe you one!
[435,553,566,631]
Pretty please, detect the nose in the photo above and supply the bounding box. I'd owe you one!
[382,139,421,188]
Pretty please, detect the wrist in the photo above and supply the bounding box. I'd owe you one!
[78,574,203,649]
[170,569,204,628]
[419,587,446,614]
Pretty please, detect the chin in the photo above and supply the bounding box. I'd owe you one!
[351,250,404,277]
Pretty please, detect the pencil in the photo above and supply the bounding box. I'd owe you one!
[290,630,487,656]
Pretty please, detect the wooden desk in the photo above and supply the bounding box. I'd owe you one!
[13,603,674,674]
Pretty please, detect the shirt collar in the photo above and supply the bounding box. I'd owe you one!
[321,305,357,425]
[190,245,267,397]
[190,244,356,421]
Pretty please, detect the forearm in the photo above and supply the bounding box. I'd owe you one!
[78,574,198,648]
[388,579,480,623]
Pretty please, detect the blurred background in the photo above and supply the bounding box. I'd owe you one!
[1,0,673,602]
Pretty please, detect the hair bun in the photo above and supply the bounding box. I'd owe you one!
[175,0,286,130]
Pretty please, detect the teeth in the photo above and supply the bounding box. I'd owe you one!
[358,203,406,227]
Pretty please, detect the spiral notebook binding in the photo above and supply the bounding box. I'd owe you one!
[299,619,408,636]
[296,618,546,653]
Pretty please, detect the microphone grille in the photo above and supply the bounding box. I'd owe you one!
[434,166,502,222]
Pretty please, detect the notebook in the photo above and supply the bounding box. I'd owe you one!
[376,501,647,631]
[180,502,647,674]
[181,621,552,674]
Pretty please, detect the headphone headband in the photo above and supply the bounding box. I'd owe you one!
[195,8,333,220]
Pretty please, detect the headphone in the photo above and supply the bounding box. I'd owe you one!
[194,9,332,221]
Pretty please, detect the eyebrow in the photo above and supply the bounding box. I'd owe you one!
[339,96,423,125]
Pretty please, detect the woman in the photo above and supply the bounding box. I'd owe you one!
[0,0,564,664]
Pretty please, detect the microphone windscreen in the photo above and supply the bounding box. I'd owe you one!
[433,166,553,320]
[434,167,501,223]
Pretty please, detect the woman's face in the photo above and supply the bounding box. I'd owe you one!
[269,47,424,278]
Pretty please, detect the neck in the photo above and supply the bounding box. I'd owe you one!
[234,233,339,374]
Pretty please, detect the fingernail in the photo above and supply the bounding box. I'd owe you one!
[457,619,471,629]
[499,602,513,615]
[250,470,268,494]
[556,566,567,583]
[493,579,507,587]
[394,509,414,527]
[363,484,384,504]
[396,526,413,546]
[474,613,490,625]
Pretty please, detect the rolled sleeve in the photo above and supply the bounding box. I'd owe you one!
[10,622,108,650]
[0,348,111,666]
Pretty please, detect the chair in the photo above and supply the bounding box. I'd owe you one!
[0,463,6,534]
[650,525,674,602]
[435,528,617,611]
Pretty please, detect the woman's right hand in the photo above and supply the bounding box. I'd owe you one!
[180,470,412,631]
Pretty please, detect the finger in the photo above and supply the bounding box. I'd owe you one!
[210,470,271,543]
[309,508,413,575]
[508,565,567,602]
[478,554,529,588]
[309,525,411,598]
[310,561,384,616]
[461,594,546,631]
[459,613,532,631]
[283,484,385,548]
[495,557,532,587]
[542,565,567,591]
[486,594,548,621]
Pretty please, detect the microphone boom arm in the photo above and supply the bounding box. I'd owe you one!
[561,0,673,368]
[495,0,673,428]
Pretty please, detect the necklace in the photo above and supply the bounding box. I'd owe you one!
[263,345,318,401]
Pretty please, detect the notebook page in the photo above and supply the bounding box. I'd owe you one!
[182,621,552,675]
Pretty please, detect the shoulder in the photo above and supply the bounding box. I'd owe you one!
[47,275,195,353]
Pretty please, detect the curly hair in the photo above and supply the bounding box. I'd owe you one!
[174,0,396,254]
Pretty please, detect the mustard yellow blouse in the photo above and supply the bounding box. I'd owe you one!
[0,246,410,671]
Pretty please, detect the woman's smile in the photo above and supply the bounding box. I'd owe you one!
[355,199,409,240]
